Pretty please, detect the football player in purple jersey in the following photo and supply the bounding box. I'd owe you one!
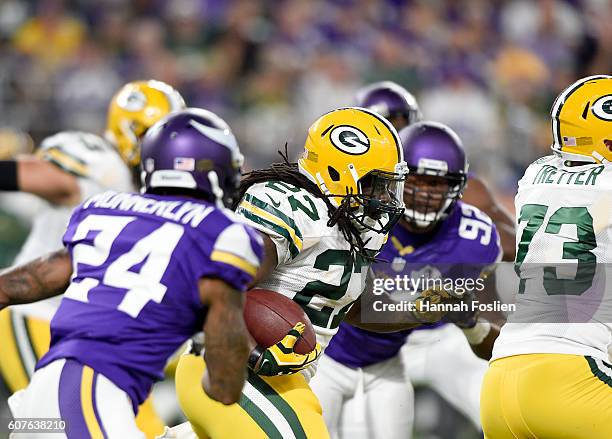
[310,122,502,438]
[0,109,264,438]
[0,80,186,438]
[357,81,516,261]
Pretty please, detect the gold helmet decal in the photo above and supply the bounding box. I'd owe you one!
[551,75,612,163]
[105,80,186,167]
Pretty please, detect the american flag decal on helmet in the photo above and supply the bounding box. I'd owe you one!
[174,157,195,171]
[563,136,577,146]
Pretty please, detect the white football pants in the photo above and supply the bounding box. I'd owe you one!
[8,358,145,439]
[401,324,488,428]
[310,353,414,439]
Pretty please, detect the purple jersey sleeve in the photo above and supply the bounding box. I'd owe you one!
[190,213,264,292]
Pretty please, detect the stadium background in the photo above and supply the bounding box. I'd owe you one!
[0,0,610,437]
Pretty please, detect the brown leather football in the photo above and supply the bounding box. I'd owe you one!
[243,289,317,355]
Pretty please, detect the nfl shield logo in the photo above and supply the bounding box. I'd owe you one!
[392,257,406,272]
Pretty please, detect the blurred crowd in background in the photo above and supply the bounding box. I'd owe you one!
[0,0,609,289]
[0,0,610,180]
[1,0,610,265]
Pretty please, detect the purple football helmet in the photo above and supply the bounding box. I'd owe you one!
[356,81,422,131]
[140,108,244,207]
[399,121,468,230]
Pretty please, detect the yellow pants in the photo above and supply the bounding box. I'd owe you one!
[481,353,612,439]
[0,308,165,439]
[176,353,330,439]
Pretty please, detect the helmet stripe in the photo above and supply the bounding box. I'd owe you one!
[320,124,334,137]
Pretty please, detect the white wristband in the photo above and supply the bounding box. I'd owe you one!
[461,320,491,345]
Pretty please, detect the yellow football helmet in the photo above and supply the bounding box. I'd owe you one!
[298,107,407,233]
[105,80,186,167]
[551,75,612,163]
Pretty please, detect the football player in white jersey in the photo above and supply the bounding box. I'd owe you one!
[481,75,612,438]
[166,107,456,438]
[0,79,185,438]
[310,122,502,439]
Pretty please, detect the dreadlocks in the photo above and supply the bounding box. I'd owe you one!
[234,149,377,262]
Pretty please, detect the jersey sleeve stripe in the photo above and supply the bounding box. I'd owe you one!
[210,250,258,276]
[237,202,302,257]
[212,223,261,268]
[242,194,303,240]
[41,147,89,177]
[237,208,301,258]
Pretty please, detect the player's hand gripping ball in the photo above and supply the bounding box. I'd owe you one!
[244,289,321,376]
[249,322,322,376]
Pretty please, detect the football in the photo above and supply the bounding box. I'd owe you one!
[244,289,317,355]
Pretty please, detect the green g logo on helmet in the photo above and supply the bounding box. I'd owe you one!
[592,95,612,121]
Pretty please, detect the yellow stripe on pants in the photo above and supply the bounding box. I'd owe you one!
[80,366,105,439]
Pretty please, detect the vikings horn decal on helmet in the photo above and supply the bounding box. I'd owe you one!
[550,75,612,164]
[399,121,468,229]
[298,106,408,234]
[356,81,422,130]
[106,80,186,168]
[140,108,244,208]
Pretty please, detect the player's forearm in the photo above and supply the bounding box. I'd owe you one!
[463,321,500,360]
[0,249,72,309]
[0,157,81,205]
[202,292,249,405]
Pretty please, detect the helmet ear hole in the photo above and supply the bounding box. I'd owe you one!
[328,166,340,182]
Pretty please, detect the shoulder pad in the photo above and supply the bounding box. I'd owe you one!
[236,182,305,260]
[533,155,556,165]
[210,222,263,277]
[38,131,115,177]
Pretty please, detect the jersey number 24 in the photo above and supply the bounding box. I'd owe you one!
[63,214,184,318]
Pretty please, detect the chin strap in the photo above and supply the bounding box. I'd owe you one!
[207,170,225,209]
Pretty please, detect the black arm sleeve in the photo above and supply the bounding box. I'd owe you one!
[0,160,18,191]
